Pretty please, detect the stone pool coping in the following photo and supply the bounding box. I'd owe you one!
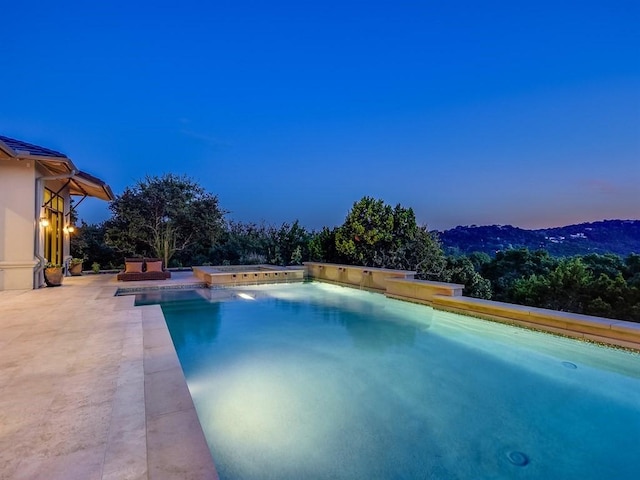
[425,294,640,350]
[305,262,640,351]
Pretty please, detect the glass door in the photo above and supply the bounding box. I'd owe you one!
[43,188,64,265]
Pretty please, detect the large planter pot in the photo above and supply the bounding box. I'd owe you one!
[69,262,83,276]
[44,267,64,287]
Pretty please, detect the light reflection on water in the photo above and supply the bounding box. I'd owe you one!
[139,282,640,480]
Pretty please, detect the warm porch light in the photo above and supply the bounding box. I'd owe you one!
[64,224,75,234]
[39,217,50,228]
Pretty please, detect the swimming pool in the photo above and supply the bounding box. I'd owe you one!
[137,282,640,479]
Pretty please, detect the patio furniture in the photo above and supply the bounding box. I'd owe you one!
[116,257,171,281]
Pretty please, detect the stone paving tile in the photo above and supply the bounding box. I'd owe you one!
[143,323,174,349]
[11,445,107,480]
[145,366,197,418]
[143,345,182,375]
[147,408,218,480]
[0,272,218,479]
[103,368,146,480]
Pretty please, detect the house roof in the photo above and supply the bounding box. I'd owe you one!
[0,135,68,159]
[0,134,114,201]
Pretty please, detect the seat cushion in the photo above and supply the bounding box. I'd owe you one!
[145,261,163,273]
[125,261,143,273]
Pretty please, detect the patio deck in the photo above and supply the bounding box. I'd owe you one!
[0,272,217,480]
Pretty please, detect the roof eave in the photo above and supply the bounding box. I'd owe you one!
[70,171,115,202]
[0,139,14,157]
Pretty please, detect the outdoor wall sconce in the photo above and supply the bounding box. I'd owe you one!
[39,217,50,228]
[63,224,75,234]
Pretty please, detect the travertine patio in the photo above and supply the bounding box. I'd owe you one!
[0,273,217,480]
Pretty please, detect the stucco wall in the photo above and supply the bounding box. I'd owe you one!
[0,158,37,289]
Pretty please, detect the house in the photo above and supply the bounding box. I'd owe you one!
[0,135,114,290]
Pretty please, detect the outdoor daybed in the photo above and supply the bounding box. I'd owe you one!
[116,257,171,281]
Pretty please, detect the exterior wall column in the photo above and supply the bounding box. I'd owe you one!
[0,158,38,290]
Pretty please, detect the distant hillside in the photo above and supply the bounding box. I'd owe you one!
[438,220,640,257]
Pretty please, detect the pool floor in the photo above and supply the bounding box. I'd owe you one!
[137,282,640,480]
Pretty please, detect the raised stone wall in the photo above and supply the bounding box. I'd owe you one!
[193,265,304,287]
[304,262,640,351]
[303,262,416,292]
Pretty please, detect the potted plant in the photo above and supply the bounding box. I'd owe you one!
[44,263,64,287]
[69,258,84,276]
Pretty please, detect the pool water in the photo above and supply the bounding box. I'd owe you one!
[136,282,640,480]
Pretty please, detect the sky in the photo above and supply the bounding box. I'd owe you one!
[1,0,638,231]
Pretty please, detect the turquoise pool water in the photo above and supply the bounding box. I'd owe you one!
[136,282,640,479]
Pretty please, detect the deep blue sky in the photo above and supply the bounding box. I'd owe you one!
[2,0,638,231]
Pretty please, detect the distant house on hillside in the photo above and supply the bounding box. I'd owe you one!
[0,135,113,290]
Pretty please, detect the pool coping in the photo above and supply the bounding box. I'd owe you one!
[104,275,219,479]
[304,263,640,352]
[138,299,218,479]
[92,277,219,479]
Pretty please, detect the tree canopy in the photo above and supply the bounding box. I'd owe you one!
[334,196,445,272]
[105,174,225,266]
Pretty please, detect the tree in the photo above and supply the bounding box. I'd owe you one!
[106,174,225,266]
[265,220,311,266]
[70,221,119,269]
[481,248,557,301]
[467,251,491,271]
[511,257,593,312]
[209,221,270,265]
[334,196,446,272]
[409,228,448,279]
[208,220,312,266]
[580,253,625,279]
[625,254,640,287]
[308,227,341,263]
[335,197,395,266]
[438,256,492,299]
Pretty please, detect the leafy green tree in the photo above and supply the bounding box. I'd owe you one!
[467,251,492,271]
[106,174,225,266]
[439,256,492,299]
[501,251,640,322]
[308,227,341,263]
[511,257,593,312]
[70,221,119,269]
[265,220,311,266]
[209,221,270,265]
[481,248,557,301]
[334,196,446,273]
[410,229,448,279]
[624,254,640,287]
[335,197,395,266]
[580,253,625,279]
[585,273,627,318]
[209,220,311,266]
